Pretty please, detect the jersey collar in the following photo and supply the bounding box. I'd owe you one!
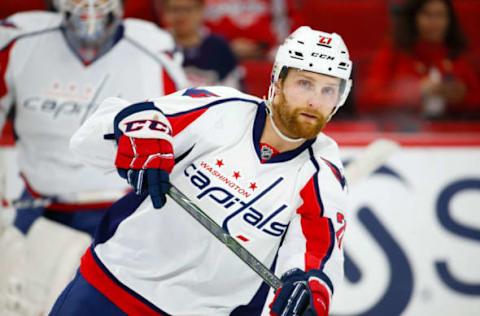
[253,102,316,163]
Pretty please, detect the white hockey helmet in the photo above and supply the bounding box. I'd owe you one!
[268,26,353,115]
[57,0,123,44]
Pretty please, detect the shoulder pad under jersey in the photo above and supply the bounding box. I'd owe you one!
[312,133,343,167]
[0,11,61,50]
[123,18,176,54]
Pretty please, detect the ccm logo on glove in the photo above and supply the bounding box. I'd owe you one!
[124,119,172,135]
[113,102,174,209]
[115,103,173,141]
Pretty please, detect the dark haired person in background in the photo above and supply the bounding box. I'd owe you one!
[359,0,480,122]
[155,0,242,89]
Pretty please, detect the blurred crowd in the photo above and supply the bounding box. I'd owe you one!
[0,2,477,314]
[0,2,478,313]
[1,0,479,132]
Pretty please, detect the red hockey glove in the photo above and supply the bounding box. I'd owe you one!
[114,102,174,209]
[270,269,330,316]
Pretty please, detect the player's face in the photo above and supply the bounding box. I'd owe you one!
[272,69,341,139]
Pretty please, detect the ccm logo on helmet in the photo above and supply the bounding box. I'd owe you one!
[311,52,335,60]
[124,119,172,135]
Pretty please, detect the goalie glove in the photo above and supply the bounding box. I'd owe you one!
[270,268,330,316]
[114,102,174,209]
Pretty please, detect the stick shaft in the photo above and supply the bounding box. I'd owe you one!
[3,190,128,210]
[344,139,400,186]
[167,185,283,290]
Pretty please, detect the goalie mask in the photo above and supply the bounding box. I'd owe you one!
[57,0,123,45]
[268,26,352,120]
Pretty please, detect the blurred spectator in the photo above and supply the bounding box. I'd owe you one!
[201,0,304,60]
[359,0,480,121]
[156,0,242,89]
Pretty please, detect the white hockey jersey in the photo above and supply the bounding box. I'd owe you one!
[0,11,187,201]
[71,86,348,315]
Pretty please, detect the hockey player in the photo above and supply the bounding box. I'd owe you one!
[0,1,187,314]
[0,0,187,236]
[52,26,352,315]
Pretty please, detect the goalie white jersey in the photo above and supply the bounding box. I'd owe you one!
[71,86,348,315]
[0,11,187,198]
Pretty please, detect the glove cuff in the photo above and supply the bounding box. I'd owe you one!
[280,268,307,283]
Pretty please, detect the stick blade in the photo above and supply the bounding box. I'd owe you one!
[345,139,401,186]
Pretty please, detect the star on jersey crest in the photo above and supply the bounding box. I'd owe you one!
[249,182,257,191]
[232,171,241,179]
[215,159,224,167]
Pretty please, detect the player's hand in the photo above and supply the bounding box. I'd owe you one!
[113,101,175,209]
[420,77,443,97]
[270,269,330,316]
[438,80,466,104]
[115,136,174,208]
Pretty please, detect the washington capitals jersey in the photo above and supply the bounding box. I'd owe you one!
[0,11,187,199]
[71,86,348,315]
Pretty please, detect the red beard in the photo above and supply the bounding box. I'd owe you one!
[272,90,328,139]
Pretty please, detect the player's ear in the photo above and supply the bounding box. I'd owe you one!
[274,79,282,93]
[275,67,290,91]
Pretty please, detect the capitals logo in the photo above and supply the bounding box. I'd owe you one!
[183,161,289,238]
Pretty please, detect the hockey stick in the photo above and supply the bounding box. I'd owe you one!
[2,190,129,210]
[80,73,110,123]
[3,138,400,288]
[167,138,401,291]
[344,138,400,186]
[167,185,283,289]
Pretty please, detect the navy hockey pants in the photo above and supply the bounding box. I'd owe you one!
[14,190,107,237]
[50,271,127,315]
